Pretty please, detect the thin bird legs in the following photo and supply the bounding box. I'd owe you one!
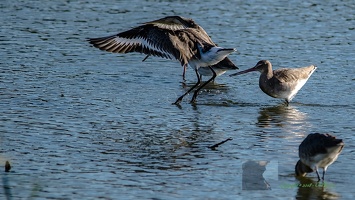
[317,169,323,182]
[315,167,327,182]
[174,66,217,105]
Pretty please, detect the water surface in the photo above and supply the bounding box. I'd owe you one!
[1,0,354,199]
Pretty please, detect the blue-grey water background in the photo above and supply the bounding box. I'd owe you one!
[1,0,354,199]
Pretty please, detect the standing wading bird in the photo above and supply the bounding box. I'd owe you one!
[295,133,344,181]
[229,60,316,105]
[87,16,237,104]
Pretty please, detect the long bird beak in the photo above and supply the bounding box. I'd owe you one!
[229,64,258,76]
[217,48,237,53]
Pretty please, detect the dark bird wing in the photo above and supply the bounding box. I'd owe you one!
[87,24,213,66]
[211,57,238,70]
[143,16,199,30]
[299,133,343,158]
[147,16,237,70]
[88,16,234,68]
[143,16,213,42]
[88,25,180,60]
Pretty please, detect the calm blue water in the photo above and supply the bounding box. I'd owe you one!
[1,0,354,199]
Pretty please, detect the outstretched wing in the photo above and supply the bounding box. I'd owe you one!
[88,25,179,60]
[143,15,212,43]
[88,16,220,66]
[143,16,197,30]
[139,16,215,63]
[88,25,209,66]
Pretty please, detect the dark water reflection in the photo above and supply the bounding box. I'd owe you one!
[257,105,308,129]
[295,177,340,200]
[1,0,354,199]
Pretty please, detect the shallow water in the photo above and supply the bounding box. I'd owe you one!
[1,0,354,199]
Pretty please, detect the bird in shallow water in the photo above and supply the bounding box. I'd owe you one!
[295,133,344,181]
[5,161,11,172]
[87,16,237,104]
[230,60,316,105]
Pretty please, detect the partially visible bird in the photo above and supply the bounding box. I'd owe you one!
[143,53,238,82]
[5,161,11,172]
[230,60,316,105]
[295,133,344,181]
[197,57,238,82]
[88,16,237,104]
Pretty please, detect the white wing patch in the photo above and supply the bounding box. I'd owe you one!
[151,23,187,30]
[113,36,175,60]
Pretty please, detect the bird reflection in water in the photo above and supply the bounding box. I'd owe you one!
[257,104,308,130]
[242,160,271,190]
[295,176,339,199]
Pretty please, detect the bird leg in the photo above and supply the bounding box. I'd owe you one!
[182,64,187,81]
[190,66,216,103]
[315,168,321,182]
[142,55,150,62]
[322,170,326,181]
[173,68,201,105]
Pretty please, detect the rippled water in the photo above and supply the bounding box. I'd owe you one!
[1,0,354,199]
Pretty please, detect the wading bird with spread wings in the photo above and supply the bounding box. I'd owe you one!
[88,16,238,104]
